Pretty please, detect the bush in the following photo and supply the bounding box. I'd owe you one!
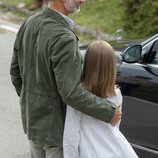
[123,0,158,38]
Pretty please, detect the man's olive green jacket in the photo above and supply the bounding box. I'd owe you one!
[10,7,116,146]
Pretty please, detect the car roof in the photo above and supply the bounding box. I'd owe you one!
[141,33,158,46]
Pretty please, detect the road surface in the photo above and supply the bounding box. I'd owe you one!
[0,17,30,158]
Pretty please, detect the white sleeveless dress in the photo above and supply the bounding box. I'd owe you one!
[63,88,138,158]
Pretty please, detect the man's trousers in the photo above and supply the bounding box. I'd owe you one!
[29,140,63,158]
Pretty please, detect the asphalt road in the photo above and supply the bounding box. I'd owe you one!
[0,20,30,158]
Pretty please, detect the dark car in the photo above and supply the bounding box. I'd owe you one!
[80,34,158,158]
[118,34,158,158]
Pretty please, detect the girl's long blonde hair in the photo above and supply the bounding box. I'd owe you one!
[81,40,116,98]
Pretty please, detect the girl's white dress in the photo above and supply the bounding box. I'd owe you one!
[63,88,138,158]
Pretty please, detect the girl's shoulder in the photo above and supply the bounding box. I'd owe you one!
[107,86,122,105]
[115,85,122,96]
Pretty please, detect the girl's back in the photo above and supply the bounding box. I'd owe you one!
[79,88,137,158]
[64,88,138,158]
[63,41,138,158]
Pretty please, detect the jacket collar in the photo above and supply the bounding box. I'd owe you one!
[42,7,79,41]
[42,7,71,29]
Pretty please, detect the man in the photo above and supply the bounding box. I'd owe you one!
[10,0,121,158]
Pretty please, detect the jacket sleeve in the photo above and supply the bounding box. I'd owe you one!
[63,105,81,158]
[10,34,22,96]
[51,33,116,123]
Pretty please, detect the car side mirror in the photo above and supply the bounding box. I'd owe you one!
[122,45,142,63]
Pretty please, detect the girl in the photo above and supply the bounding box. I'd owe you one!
[63,40,138,158]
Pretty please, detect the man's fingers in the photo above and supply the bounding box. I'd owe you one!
[110,107,122,126]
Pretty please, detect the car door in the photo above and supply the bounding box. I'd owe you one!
[117,40,158,157]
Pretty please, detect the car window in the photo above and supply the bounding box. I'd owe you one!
[144,40,158,64]
[142,42,153,56]
[150,40,158,64]
[142,36,158,56]
[152,50,158,64]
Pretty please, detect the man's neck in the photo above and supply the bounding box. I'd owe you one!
[48,0,68,16]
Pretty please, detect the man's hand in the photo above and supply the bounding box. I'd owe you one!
[110,105,122,126]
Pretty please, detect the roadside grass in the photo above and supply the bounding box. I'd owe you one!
[70,0,124,35]
[1,0,32,6]
[1,0,125,42]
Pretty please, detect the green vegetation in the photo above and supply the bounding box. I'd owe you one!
[123,0,158,39]
[1,0,158,41]
[1,0,32,5]
[70,0,124,35]
[1,0,124,39]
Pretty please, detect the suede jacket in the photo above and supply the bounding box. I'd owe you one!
[10,7,116,146]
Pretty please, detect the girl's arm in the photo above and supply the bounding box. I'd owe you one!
[63,105,81,158]
[115,88,123,128]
